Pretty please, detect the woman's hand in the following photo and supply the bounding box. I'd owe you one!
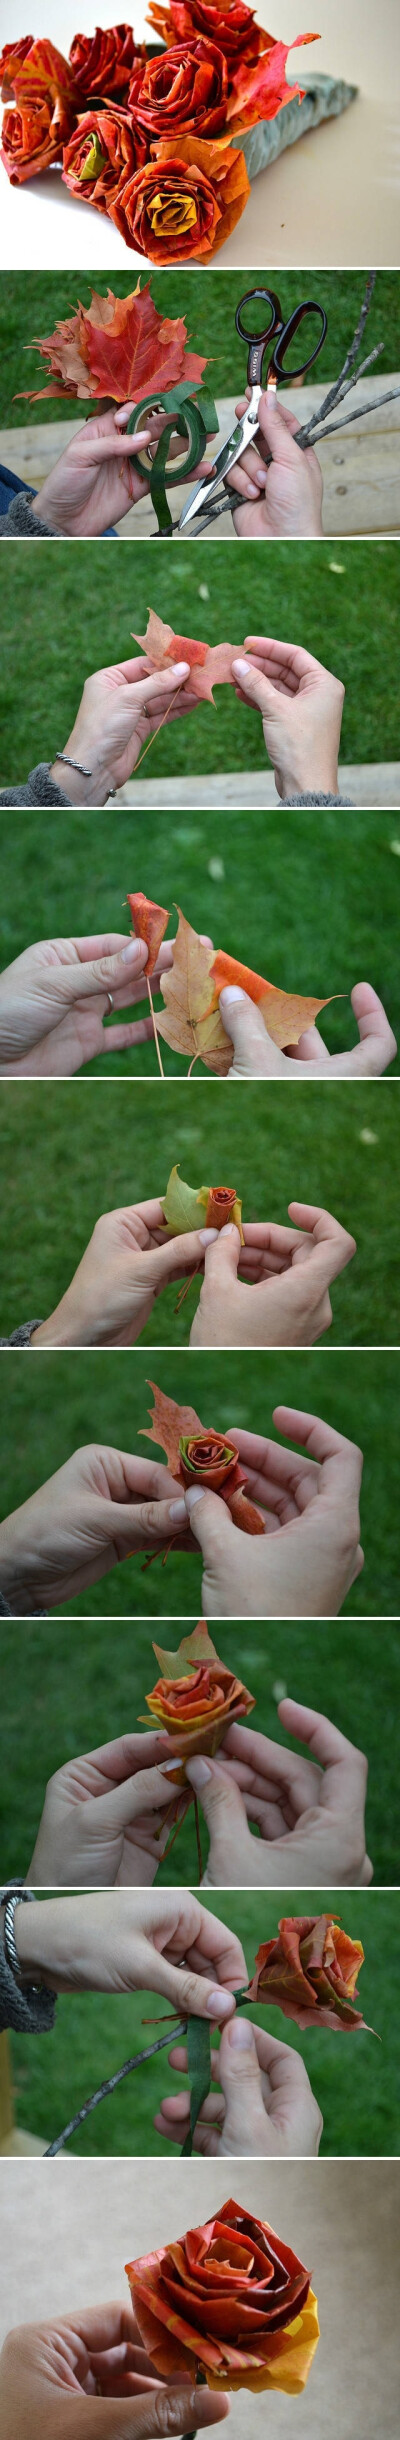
[0,1441,191,1611]
[190,1204,356,1347]
[0,934,174,1077]
[155,2019,322,2157]
[181,1407,364,1617]
[219,980,397,1079]
[0,2306,230,2438]
[231,633,344,799]
[12,1889,247,2015]
[185,1703,371,1887]
[36,401,209,538]
[32,1202,219,1346]
[27,1730,189,1887]
[49,655,198,805]
[227,390,324,538]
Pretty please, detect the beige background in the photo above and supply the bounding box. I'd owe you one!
[0,0,399,266]
[0,2157,397,2437]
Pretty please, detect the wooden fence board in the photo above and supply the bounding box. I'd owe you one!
[116,763,400,809]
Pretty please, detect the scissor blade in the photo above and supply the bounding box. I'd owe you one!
[179,418,253,528]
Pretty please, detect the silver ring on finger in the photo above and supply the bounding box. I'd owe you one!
[107,991,114,1012]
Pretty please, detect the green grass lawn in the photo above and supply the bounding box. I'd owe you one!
[1,269,398,427]
[1,1079,399,1346]
[1,1615,399,1884]
[8,1889,400,2158]
[1,540,399,782]
[0,1348,398,1615]
[1,809,399,1074]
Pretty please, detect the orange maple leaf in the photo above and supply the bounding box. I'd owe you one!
[209,951,335,1052]
[157,910,232,1074]
[18,279,208,406]
[132,608,242,704]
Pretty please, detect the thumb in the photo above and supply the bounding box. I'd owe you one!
[92,1761,181,1835]
[258,390,303,462]
[58,938,148,1004]
[184,1482,236,1566]
[140,1228,219,1290]
[125,662,190,711]
[201,1224,241,1288]
[61,2387,230,2436]
[231,655,279,721]
[219,985,282,1077]
[185,1753,252,1881]
[217,2015,268,2155]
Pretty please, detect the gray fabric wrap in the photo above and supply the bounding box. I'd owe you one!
[0,765,70,806]
[0,1322,44,1347]
[0,493,57,536]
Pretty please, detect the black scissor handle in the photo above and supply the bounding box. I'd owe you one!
[235,287,284,385]
[273,299,328,381]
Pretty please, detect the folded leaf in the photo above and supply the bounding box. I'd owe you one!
[140,1378,203,1476]
[133,606,241,702]
[226,30,319,136]
[210,950,336,1051]
[161,1162,243,1240]
[157,910,232,1073]
[152,1619,220,1677]
[127,889,170,977]
[140,1380,264,1535]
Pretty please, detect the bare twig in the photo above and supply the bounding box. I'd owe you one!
[297,341,384,449]
[300,271,378,437]
[45,2022,186,2156]
[298,384,400,447]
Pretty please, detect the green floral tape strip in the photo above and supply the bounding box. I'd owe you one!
[128,382,218,535]
[180,1989,249,2156]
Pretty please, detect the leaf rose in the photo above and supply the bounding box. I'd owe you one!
[0,37,33,101]
[141,1618,255,1758]
[128,38,228,138]
[62,106,146,213]
[147,0,270,70]
[109,133,249,261]
[1,37,78,183]
[142,1381,265,1537]
[126,2196,319,2394]
[246,1914,371,2032]
[69,22,141,99]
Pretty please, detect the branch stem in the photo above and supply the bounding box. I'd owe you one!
[45,2024,186,2156]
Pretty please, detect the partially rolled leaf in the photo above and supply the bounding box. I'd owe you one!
[160,1162,243,1239]
[127,890,170,977]
[210,949,336,1051]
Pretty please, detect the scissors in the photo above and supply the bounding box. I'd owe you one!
[179,285,328,532]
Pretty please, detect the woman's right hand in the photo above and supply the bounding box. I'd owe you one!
[219,980,397,1079]
[0,934,173,1076]
[0,2306,230,2438]
[32,1201,219,1345]
[185,1703,372,1887]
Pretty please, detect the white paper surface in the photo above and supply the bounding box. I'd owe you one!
[1,0,399,267]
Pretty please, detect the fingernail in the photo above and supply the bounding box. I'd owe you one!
[186,1755,212,1787]
[206,1988,233,2019]
[198,1227,218,1245]
[122,936,147,965]
[232,656,252,676]
[168,1497,187,1524]
[254,463,267,485]
[159,1756,184,1773]
[246,480,261,499]
[219,984,246,1007]
[227,2014,254,2049]
[170,660,190,678]
[185,1484,205,1509]
[220,1222,237,1237]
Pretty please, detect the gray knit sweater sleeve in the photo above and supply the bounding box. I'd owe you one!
[283,791,352,805]
[0,493,57,537]
[0,1593,48,1615]
[0,765,70,806]
[0,1936,56,2034]
[0,1322,44,1347]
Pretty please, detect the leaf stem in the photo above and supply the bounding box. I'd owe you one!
[146,974,165,1076]
[131,682,184,775]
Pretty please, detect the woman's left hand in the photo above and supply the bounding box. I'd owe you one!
[32,1201,219,1345]
[13,1889,248,2015]
[36,402,207,536]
